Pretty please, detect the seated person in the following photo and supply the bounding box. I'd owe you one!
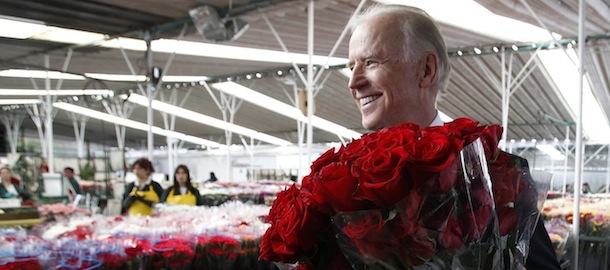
[161,165,203,206]
[63,167,82,196]
[0,166,30,201]
[122,158,163,216]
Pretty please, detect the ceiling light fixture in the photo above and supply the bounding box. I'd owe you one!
[0,15,48,39]
[0,89,114,96]
[0,16,346,66]
[127,94,292,146]
[189,5,250,42]
[53,102,223,148]
[212,82,362,140]
[0,99,42,105]
[536,144,566,160]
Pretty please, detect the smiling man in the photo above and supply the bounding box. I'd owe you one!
[346,4,560,270]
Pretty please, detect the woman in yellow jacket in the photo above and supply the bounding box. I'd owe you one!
[161,165,203,206]
[122,158,164,216]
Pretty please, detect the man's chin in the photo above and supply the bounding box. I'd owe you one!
[362,118,383,131]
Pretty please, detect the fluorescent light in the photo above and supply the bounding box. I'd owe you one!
[538,49,610,143]
[375,0,561,42]
[31,26,106,45]
[0,69,85,80]
[536,144,566,160]
[0,16,48,39]
[0,89,114,96]
[0,99,41,105]
[53,102,223,148]
[162,75,212,82]
[212,82,362,139]
[127,94,292,146]
[14,23,348,66]
[85,73,146,82]
[102,38,348,66]
[1,70,211,83]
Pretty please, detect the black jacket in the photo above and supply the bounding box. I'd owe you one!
[121,180,164,212]
[0,183,30,201]
[525,217,561,269]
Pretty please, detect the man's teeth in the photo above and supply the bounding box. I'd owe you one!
[360,95,379,106]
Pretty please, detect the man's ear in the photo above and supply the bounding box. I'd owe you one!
[418,53,438,88]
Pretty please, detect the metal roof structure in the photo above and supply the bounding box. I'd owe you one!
[0,0,609,164]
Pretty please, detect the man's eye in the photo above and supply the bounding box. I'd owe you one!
[366,60,378,66]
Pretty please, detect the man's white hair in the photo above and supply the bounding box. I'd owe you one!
[348,4,451,93]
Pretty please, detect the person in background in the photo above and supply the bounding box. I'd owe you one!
[122,158,163,216]
[63,167,82,196]
[206,172,218,183]
[0,166,30,201]
[161,165,203,206]
[582,182,592,194]
[346,4,559,269]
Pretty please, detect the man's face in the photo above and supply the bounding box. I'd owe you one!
[0,169,11,181]
[64,169,74,179]
[348,17,436,130]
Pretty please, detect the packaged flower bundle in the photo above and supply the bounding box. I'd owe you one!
[150,236,196,270]
[260,119,548,269]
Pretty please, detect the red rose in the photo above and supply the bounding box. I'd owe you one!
[352,145,410,206]
[341,123,417,164]
[260,185,329,262]
[339,210,385,240]
[461,201,493,241]
[444,118,479,139]
[346,125,418,208]
[310,163,363,213]
[478,125,503,160]
[497,207,518,236]
[125,238,151,259]
[311,147,340,173]
[394,189,425,227]
[337,211,405,261]
[427,156,459,195]
[438,215,463,252]
[97,252,124,267]
[396,226,436,266]
[418,193,455,231]
[489,153,522,208]
[340,132,378,163]
[407,131,463,187]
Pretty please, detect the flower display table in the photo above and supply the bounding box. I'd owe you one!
[1,202,272,270]
[543,194,610,269]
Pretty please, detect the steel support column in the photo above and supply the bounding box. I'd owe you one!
[572,0,587,267]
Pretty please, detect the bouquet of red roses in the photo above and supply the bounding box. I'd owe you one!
[259,118,547,269]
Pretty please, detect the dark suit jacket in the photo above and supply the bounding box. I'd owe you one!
[525,217,561,269]
[512,154,560,270]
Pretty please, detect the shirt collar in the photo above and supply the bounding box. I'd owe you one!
[429,111,444,127]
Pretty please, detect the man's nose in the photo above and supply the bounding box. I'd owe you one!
[348,67,367,90]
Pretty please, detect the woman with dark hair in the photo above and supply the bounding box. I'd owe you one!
[161,165,203,206]
[122,158,164,216]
